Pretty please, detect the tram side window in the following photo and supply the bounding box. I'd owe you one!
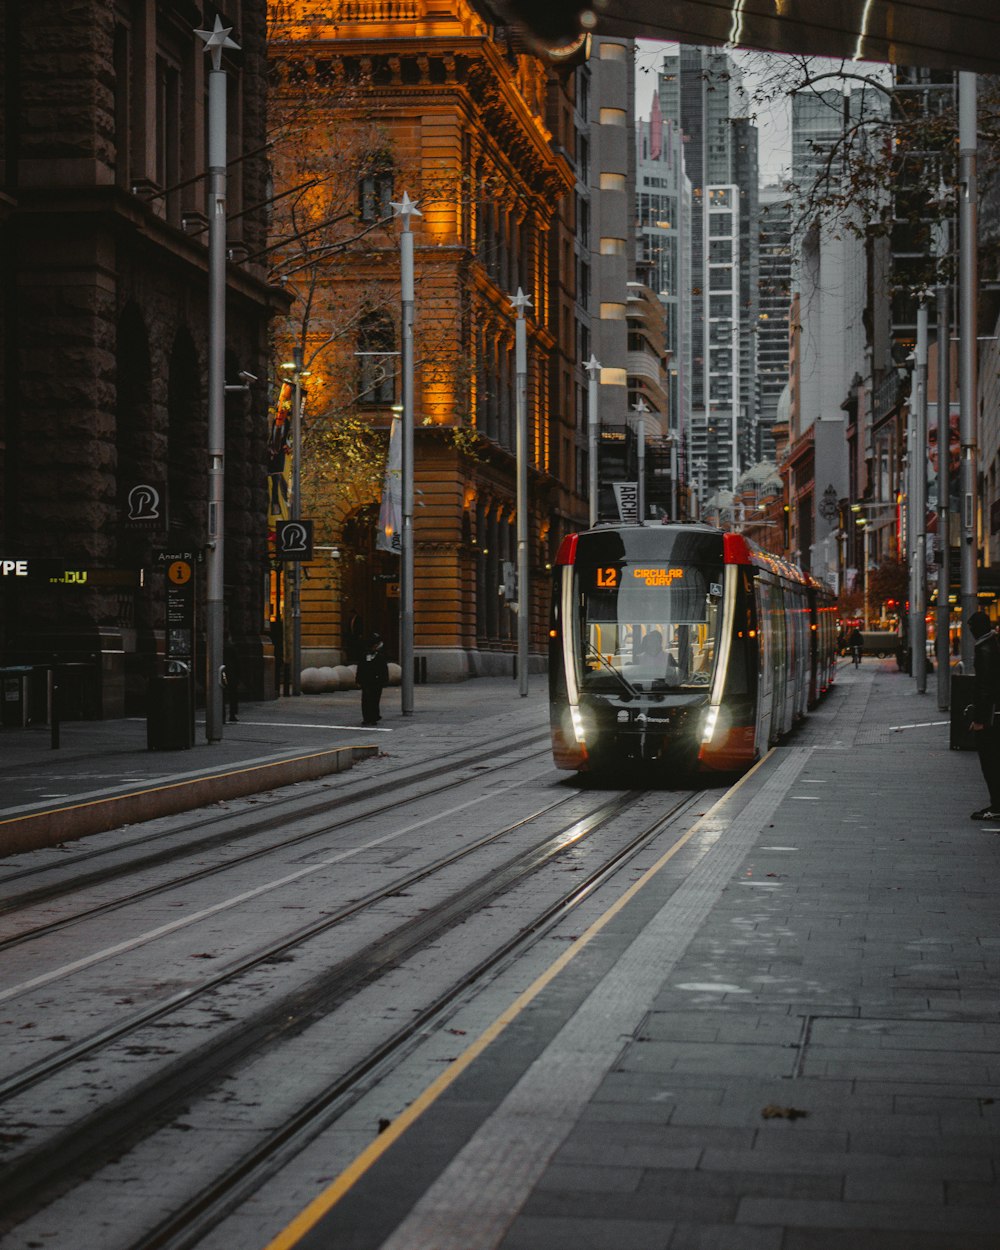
[723,568,757,696]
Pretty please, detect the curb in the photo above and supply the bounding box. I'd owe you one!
[0,744,380,855]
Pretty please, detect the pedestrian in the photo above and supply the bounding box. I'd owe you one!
[357,632,389,727]
[847,625,863,666]
[966,610,1000,819]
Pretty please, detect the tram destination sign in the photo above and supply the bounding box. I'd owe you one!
[591,565,687,590]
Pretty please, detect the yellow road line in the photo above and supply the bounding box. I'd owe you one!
[264,751,772,1250]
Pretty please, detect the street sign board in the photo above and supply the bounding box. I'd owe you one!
[275,520,313,561]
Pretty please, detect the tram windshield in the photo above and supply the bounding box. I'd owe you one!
[577,561,722,693]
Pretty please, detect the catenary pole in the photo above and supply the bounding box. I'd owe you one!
[632,397,649,524]
[511,289,532,697]
[392,193,420,715]
[196,16,239,744]
[936,231,952,710]
[584,355,601,528]
[958,72,978,669]
[290,348,303,696]
[912,299,928,693]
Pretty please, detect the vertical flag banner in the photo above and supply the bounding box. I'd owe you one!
[267,381,293,537]
[377,416,402,555]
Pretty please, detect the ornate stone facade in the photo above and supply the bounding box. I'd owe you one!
[270,0,586,679]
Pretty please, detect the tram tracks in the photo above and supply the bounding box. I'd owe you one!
[0,783,704,1245]
[0,727,552,947]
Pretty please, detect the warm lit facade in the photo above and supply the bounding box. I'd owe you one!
[269,1,581,680]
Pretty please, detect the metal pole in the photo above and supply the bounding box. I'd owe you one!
[392,193,420,715]
[958,71,978,668]
[512,289,531,698]
[196,17,238,743]
[936,253,952,709]
[669,438,677,521]
[290,349,303,697]
[863,524,870,629]
[912,300,928,693]
[632,397,648,524]
[585,355,601,528]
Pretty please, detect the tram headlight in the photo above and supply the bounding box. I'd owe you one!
[701,705,720,744]
[570,705,587,743]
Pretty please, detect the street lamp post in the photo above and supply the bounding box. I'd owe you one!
[391,192,421,716]
[196,15,239,744]
[511,289,531,698]
[632,397,648,523]
[584,355,601,528]
[853,501,896,630]
[958,71,979,669]
[935,224,952,710]
[281,347,305,697]
[911,299,928,693]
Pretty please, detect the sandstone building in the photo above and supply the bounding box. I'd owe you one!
[269,0,587,681]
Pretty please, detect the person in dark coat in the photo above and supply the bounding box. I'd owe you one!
[967,610,1000,819]
[357,632,389,726]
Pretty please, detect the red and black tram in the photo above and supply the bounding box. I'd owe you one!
[548,523,837,776]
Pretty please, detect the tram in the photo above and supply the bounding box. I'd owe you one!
[548,523,837,776]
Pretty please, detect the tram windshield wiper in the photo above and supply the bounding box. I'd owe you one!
[585,642,639,701]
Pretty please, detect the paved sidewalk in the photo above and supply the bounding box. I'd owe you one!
[296,658,1000,1250]
[502,660,1000,1248]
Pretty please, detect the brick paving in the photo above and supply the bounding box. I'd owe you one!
[499,659,1000,1248]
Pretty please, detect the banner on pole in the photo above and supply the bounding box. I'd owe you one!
[377,416,402,555]
[613,481,639,524]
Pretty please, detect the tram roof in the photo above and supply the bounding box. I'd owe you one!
[493,0,1000,77]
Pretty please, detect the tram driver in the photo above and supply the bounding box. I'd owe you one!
[632,628,681,685]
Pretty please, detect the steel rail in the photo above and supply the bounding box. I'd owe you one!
[0,785,660,1232]
[130,790,704,1250]
[0,730,551,938]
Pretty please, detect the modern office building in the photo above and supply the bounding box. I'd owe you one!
[657,47,759,499]
[635,94,692,511]
[756,186,793,465]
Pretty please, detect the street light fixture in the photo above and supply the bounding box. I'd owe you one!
[391,191,421,716]
[631,397,649,523]
[510,288,532,697]
[195,14,239,744]
[280,348,309,697]
[584,354,601,528]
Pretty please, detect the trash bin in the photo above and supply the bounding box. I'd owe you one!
[0,666,32,728]
[147,675,193,751]
[950,673,977,751]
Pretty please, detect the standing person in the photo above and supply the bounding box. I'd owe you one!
[847,625,863,667]
[357,632,389,727]
[966,611,1000,819]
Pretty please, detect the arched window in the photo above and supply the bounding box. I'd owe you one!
[357,312,396,406]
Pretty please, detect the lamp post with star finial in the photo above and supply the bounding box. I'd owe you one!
[391,192,421,715]
[510,288,532,696]
[195,14,239,743]
[584,354,601,528]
